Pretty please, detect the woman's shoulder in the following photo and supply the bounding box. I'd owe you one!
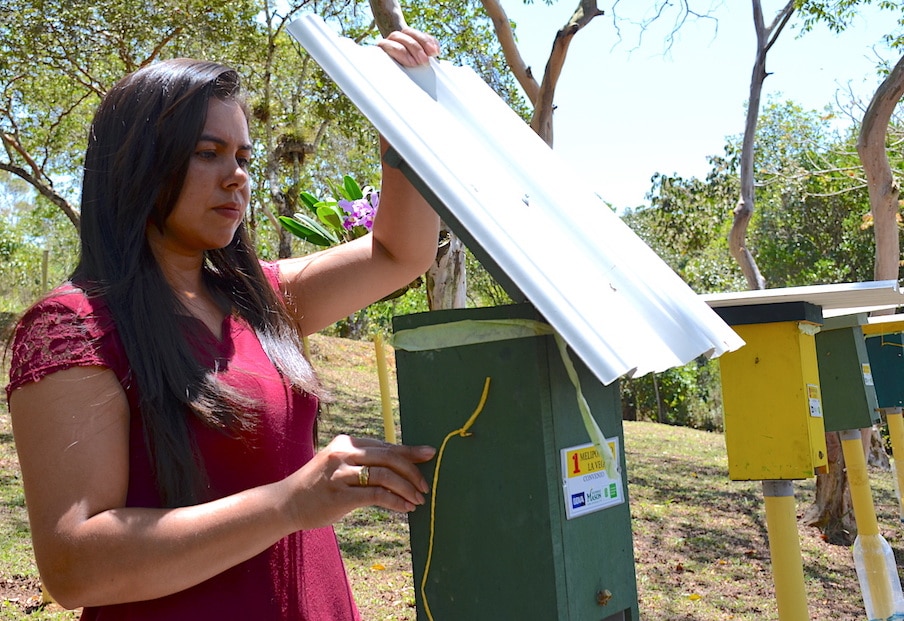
[259,259,280,292]
[15,283,113,333]
[6,283,119,397]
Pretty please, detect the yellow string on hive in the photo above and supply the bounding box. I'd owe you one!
[420,377,492,621]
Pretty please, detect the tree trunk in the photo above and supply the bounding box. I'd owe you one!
[848,52,904,503]
[857,52,904,284]
[802,432,856,545]
[370,0,467,310]
[426,223,467,310]
[369,0,408,36]
[867,427,890,469]
[807,51,904,544]
[727,0,793,290]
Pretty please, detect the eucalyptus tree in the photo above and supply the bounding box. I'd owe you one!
[797,0,904,284]
[479,0,603,146]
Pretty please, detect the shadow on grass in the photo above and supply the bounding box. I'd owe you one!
[628,453,771,569]
[336,508,410,560]
[317,386,384,441]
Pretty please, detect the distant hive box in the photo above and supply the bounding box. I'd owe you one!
[394,303,638,621]
[865,332,904,409]
[714,302,829,481]
[815,314,880,432]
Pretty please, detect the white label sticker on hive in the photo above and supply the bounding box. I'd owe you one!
[561,440,624,519]
[863,363,874,386]
[807,384,823,418]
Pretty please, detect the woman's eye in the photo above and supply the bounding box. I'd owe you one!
[197,150,217,160]
[237,156,251,169]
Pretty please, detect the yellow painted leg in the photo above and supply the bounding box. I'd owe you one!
[374,333,397,444]
[841,429,904,620]
[762,481,810,621]
[885,409,904,521]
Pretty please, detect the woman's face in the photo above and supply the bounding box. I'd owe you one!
[147,97,252,260]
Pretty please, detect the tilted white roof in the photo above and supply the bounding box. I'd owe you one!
[287,14,744,385]
[703,280,904,318]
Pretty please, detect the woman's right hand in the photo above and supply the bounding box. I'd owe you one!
[281,434,436,531]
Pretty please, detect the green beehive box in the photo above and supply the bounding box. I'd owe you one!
[393,303,638,621]
[865,332,904,408]
[815,315,880,432]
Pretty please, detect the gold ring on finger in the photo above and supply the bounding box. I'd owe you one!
[358,465,370,487]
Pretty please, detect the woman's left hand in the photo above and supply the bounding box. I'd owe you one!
[279,434,437,532]
[377,27,440,67]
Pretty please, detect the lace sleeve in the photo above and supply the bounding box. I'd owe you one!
[5,292,113,399]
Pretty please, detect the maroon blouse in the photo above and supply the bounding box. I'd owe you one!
[6,262,360,621]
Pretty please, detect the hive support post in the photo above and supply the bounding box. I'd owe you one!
[762,480,810,621]
[883,408,904,521]
[840,429,904,620]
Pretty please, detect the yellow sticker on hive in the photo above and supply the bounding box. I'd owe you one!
[807,384,823,418]
[561,441,624,519]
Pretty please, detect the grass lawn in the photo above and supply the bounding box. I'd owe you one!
[1,333,900,619]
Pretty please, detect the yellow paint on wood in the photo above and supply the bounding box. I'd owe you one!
[763,493,810,620]
[862,320,904,336]
[374,333,397,444]
[719,321,828,480]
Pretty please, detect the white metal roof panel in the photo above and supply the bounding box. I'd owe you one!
[287,14,744,385]
[863,313,904,335]
[702,281,904,318]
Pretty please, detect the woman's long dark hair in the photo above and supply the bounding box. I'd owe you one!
[74,59,319,507]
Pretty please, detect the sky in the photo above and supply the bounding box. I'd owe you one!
[498,1,898,212]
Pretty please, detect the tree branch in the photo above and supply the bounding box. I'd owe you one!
[480,0,540,105]
[369,0,407,36]
[858,52,904,281]
[0,161,80,230]
[530,0,604,145]
[728,0,794,290]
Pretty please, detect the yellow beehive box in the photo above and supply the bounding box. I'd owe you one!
[716,303,828,481]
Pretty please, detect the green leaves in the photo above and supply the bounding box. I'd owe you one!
[277,214,339,247]
[278,175,373,247]
[342,175,364,200]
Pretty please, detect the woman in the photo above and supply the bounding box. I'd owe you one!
[5,27,440,620]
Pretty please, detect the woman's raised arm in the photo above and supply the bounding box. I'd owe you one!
[278,29,442,335]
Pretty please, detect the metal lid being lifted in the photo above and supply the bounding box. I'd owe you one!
[287,14,744,385]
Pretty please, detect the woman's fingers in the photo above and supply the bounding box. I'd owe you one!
[376,27,440,67]
[345,438,435,507]
[285,435,437,530]
[350,466,420,513]
[353,463,425,507]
